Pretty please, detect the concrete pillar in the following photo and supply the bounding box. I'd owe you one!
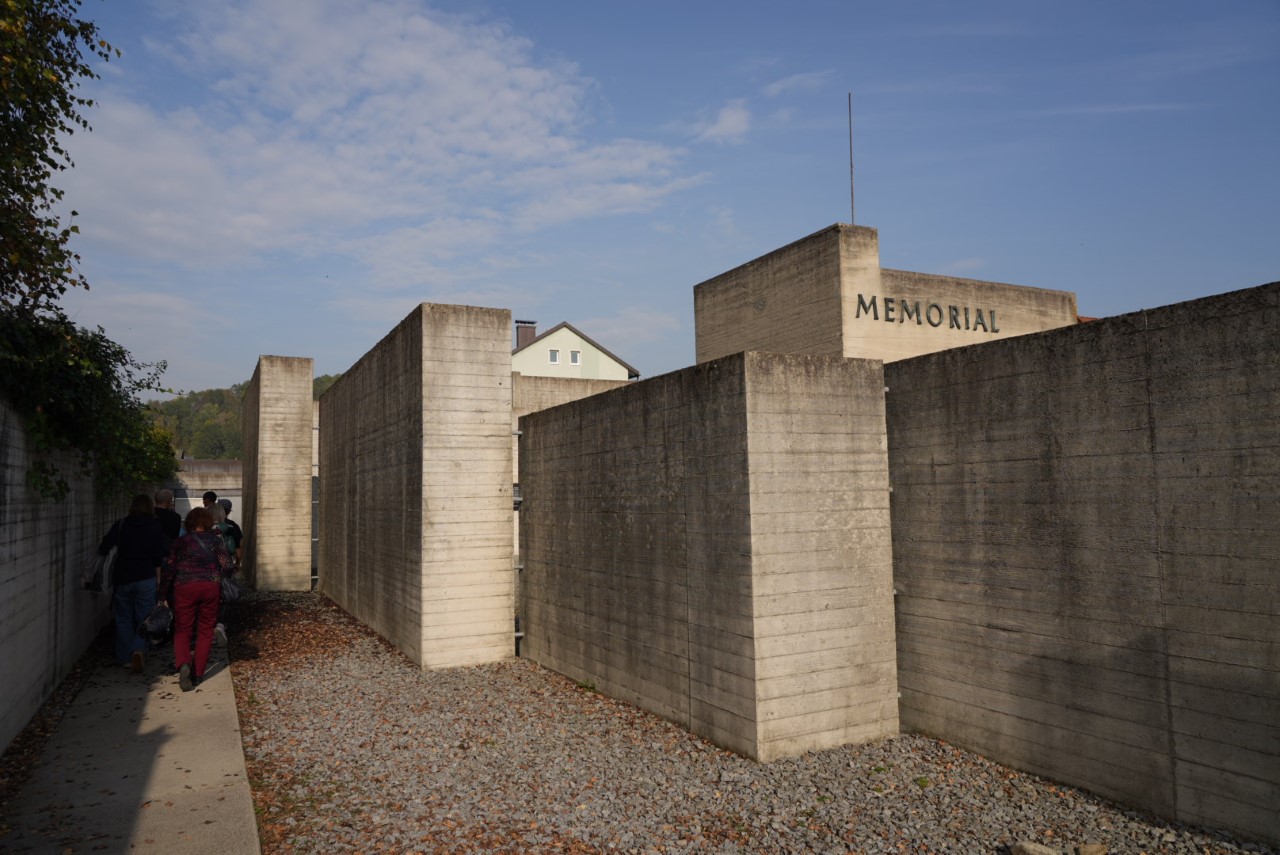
[520,351,898,761]
[320,303,513,669]
[242,355,314,591]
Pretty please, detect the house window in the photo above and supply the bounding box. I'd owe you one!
[549,349,559,364]
[570,350,581,365]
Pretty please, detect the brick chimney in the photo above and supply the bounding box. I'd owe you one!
[515,319,537,349]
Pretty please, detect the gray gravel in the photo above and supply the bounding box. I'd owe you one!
[233,593,1275,854]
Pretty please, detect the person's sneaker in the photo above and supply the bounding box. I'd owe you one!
[130,651,144,674]
[214,624,228,647]
[179,664,193,692]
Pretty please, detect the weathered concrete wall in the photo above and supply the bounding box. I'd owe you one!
[241,356,313,591]
[886,282,1280,845]
[1,397,113,752]
[694,223,1077,366]
[746,355,899,758]
[320,304,513,669]
[510,373,631,568]
[166,459,242,516]
[520,352,897,761]
[694,225,856,364]
[862,269,1078,362]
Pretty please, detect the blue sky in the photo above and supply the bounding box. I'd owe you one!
[57,0,1280,394]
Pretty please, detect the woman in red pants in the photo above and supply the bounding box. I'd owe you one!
[161,506,235,691]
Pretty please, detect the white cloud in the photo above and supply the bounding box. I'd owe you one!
[763,71,832,98]
[62,0,692,274]
[577,307,681,354]
[940,257,988,275]
[59,283,232,392]
[694,100,751,144]
[710,206,738,240]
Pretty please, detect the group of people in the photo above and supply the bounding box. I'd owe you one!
[97,489,244,692]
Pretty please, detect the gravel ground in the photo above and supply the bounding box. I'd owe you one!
[230,593,1274,855]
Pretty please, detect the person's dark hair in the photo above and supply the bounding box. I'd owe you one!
[129,494,154,516]
[202,490,218,505]
[218,497,232,514]
[185,506,213,532]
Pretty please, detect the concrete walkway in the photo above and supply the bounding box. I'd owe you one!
[0,643,260,853]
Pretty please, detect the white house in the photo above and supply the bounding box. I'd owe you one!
[511,321,639,381]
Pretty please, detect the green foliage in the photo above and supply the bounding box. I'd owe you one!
[1,0,118,310]
[149,386,245,459]
[313,373,340,399]
[0,3,176,501]
[0,306,177,498]
[151,373,341,459]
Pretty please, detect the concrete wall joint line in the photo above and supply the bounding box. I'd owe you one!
[1142,308,1180,819]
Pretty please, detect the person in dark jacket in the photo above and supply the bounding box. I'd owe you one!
[152,488,182,544]
[161,506,235,691]
[98,494,167,672]
[214,498,244,647]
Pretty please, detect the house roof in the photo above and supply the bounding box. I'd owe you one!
[512,321,640,379]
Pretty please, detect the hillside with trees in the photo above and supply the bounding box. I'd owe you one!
[149,374,340,460]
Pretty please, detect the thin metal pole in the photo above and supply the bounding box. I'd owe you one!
[847,92,855,225]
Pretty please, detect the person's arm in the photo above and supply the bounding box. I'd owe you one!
[97,520,119,556]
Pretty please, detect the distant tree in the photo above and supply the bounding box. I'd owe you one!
[150,374,341,459]
[313,373,341,399]
[150,386,245,459]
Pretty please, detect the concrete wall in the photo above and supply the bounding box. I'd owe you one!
[695,225,853,363]
[863,268,1078,362]
[1,397,113,752]
[520,352,898,761]
[166,458,242,516]
[511,373,631,569]
[241,356,314,591]
[885,282,1279,845]
[320,304,513,669]
[694,223,1077,366]
[512,373,632,481]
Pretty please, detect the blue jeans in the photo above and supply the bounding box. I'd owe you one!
[114,577,157,663]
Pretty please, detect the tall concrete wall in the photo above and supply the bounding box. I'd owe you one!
[694,225,856,363]
[694,223,1077,366]
[241,356,314,591]
[865,268,1078,362]
[166,458,242,516]
[510,373,631,566]
[885,282,1280,845]
[520,352,898,761]
[320,304,513,669]
[1,397,113,752]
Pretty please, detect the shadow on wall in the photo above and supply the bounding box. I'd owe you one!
[163,458,242,516]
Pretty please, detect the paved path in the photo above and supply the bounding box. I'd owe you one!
[0,643,260,853]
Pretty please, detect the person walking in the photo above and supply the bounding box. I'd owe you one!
[161,506,234,691]
[97,494,167,672]
[153,488,182,544]
[214,498,244,647]
[217,498,244,566]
